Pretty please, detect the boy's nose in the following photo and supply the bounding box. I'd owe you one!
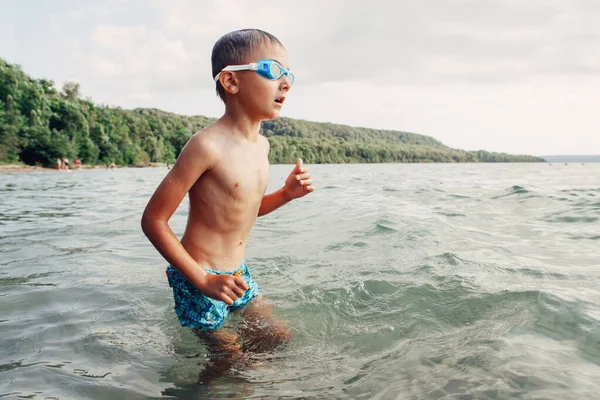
[279,77,291,92]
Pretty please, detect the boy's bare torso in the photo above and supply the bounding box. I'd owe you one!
[180,126,270,272]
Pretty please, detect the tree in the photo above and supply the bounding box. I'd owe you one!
[1,95,22,163]
[61,81,80,101]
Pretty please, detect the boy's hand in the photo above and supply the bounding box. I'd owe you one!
[284,158,315,200]
[196,274,248,306]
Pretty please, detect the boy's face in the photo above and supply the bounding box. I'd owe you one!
[235,42,292,121]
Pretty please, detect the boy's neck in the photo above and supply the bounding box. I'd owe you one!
[220,105,262,141]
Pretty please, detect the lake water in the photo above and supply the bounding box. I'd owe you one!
[1,163,599,399]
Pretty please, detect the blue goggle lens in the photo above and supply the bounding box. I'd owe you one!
[270,63,282,78]
[258,61,294,85]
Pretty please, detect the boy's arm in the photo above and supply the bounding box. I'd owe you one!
[141,134,216,287]
[258,158,314,217]
[258,187,291,217]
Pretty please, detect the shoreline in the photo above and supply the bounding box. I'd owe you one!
[5,160,593,175]
[0,163,168,174]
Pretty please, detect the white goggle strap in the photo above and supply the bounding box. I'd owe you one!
[214,63,259,83]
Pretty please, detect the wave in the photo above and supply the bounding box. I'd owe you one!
[491,185,540,199]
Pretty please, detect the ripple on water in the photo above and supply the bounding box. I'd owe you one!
[491,185,544,200]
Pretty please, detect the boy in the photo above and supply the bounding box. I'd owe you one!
[141,29,314,372]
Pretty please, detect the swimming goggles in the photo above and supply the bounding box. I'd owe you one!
[214,59,295,85]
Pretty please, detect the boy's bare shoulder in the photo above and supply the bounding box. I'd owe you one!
[182,127,223,163]
[189,126,222,147]
[259,134,270,152]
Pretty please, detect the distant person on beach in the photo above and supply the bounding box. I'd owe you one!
[75,159,81,169]
[56,158,62,170]
[62,158,69,170]
[141,29,314,379]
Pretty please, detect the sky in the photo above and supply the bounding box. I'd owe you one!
[1,0,599,156]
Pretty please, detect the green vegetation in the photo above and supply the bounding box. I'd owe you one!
[0,58,544,166]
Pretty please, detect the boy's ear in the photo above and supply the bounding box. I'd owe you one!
[219,72,239,95]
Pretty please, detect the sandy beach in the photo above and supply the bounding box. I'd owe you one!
[0,163,167,174]
[0,164,58,173]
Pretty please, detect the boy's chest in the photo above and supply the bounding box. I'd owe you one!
[215,147,270,199]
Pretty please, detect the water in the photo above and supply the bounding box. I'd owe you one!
[1,163,599,399]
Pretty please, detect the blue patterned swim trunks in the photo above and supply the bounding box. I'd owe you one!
[166,262,260,330]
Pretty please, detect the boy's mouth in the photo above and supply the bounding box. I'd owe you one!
[274,97,285,104]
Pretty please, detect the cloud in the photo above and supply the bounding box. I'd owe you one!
[79,22,198,104]
[90,24,189,78]
[70,0,600,94]
[133,0,600,88]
